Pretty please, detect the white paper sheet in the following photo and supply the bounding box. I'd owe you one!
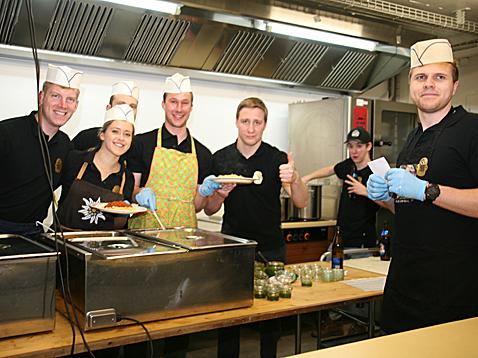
[343,277,386,292]
[368,157,391,178]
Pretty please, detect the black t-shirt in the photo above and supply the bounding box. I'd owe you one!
[126,126,213,186]
[334,158,379,247]
[383,106,478,333]
[212,142,287,252]
[71,127,101,151]
[59,149,135,204]
[0,112,73,223]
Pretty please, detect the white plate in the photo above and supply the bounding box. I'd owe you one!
[91,202,148,215]
[214,176,254,184]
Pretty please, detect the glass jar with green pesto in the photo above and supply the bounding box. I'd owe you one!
[265,261,285,277]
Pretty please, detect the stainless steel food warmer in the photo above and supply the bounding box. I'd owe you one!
[42,229,256,331]
[0,234,58,338]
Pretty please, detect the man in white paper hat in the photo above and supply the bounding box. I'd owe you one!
[126,73,217,356]
[72,80,140,150]
[56,103,136,232]
[0,63,83,236]
[127,72,217,231]
[368,38,478,334]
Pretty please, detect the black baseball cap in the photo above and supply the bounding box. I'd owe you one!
[345,127,371,144]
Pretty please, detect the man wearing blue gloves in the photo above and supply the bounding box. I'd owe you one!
[205,97,308,358]
[127,73,215,230]
[125,74,216,357]
[367,39,478,334]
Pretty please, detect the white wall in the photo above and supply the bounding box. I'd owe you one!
[0,57,328,153]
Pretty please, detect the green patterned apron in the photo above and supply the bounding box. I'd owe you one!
[128,127,198,229]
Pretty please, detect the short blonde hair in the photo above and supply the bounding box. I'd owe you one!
[236,97,268,122]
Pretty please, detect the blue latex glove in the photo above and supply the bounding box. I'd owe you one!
[199,175,221,197]
[367,174,391,201]
[385,168,427,201]
[135,188,157,210]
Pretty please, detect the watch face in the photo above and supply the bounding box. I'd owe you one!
[426,184,440,201]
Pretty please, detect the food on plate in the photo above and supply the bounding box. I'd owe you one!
[217,174,249,179]
[105,201,133,208]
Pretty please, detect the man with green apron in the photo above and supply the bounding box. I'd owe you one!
[128,73,216,230]
[126,73,216,357]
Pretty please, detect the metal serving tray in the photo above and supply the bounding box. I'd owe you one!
[128,227,253,250]
[0,234,58,338]
[43,230,256,330]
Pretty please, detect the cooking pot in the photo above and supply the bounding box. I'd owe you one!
[280,184,322,221]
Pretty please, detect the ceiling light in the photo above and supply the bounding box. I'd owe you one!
[268,22,378,52]
[100,0,181,15]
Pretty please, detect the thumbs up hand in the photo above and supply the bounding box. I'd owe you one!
[279,152,298,184]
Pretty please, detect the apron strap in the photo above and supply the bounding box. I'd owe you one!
[158,125,196,155]
[76,162,89,180]
[118,165,126,195]
[75,161,126,195]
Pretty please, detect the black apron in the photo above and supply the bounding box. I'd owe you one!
[382,108,478,333]
[57,162,128,231]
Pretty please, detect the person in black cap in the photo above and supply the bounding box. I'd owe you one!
[303,126,387,248]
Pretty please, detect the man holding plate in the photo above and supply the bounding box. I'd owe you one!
[127,73,217,230]
[205,97,308,358]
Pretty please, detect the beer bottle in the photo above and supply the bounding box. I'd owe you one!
[379,222,391,261]
[331,226,344,269]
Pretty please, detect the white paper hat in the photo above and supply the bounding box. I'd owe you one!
[164,73,192,93]
[410,39,454,68]
[104,104,135,126]
[111,80,139,100]
[45,64,83,89]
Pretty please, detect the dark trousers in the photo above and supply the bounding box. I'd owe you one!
[217,320,282,358]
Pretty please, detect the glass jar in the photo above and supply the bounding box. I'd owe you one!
[301,274,313,287]
[332,268,344,281]
[279,284,292,298]
[254,285,267,299]
[265,261,285,277]
[321,268,334,282]
[266,285,280,301]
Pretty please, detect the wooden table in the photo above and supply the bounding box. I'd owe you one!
[289,317,478,358]
[0,264,383,358]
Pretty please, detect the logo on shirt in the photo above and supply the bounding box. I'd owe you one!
[112,185,120,193]
[55,158,62,173]
[78,197,106,224]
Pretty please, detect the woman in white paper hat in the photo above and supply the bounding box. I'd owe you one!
[368,38,478,334]
[0,63,82,237]
[57,104,136,230]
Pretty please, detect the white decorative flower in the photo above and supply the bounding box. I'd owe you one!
[78,197,106,224]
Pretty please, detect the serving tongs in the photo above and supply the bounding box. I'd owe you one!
[150,210,166,230]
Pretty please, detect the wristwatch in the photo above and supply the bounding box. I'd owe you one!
[425,183,440,202]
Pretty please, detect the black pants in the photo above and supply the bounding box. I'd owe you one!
[217,320,282,358]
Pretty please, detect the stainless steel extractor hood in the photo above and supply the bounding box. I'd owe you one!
[0,0,415,93]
